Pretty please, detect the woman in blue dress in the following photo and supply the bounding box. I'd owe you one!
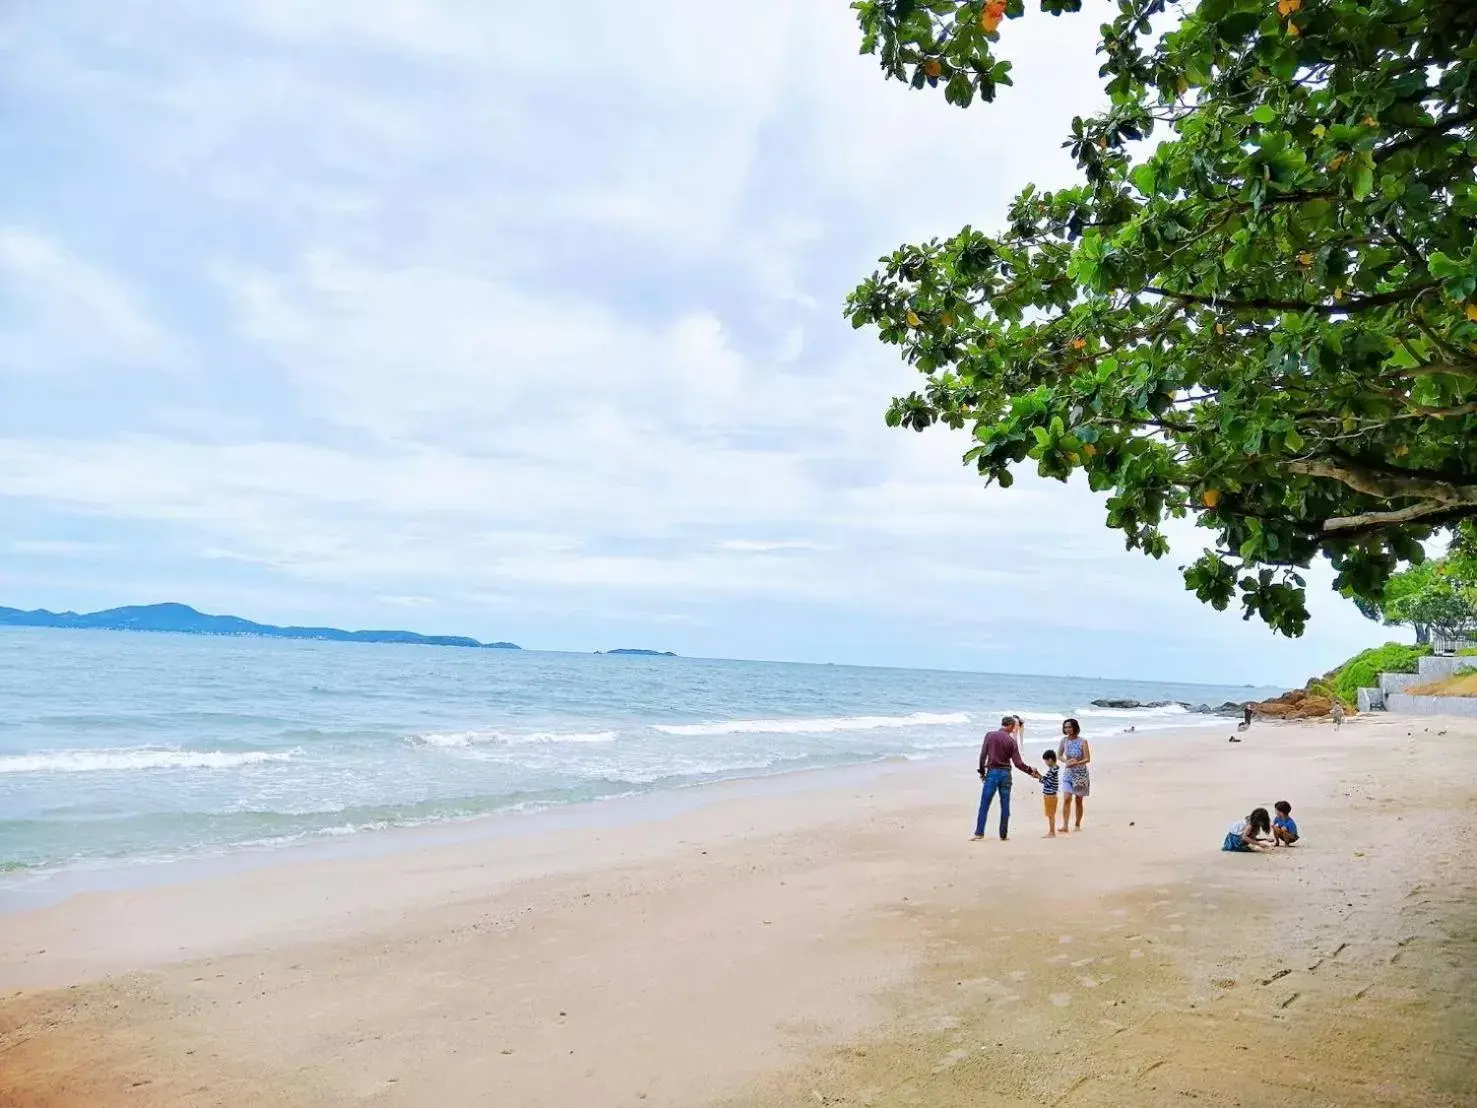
[1057,718,1091,834]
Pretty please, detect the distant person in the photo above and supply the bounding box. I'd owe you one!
[1272,801,1299,846]
[1039,749,1061,838]
[972,715,1041,842]
[1056,718,1091,833]
[1330,701,1345,730]
[1243,702,1255,728]
[1222,807,1273,852]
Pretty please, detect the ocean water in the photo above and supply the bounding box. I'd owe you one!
[0,628,1278,877]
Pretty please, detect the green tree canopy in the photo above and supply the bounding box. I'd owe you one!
[1373,523,1477,641]
[846,0,1477,635]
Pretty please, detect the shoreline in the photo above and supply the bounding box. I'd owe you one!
[0,723,1255,990]
[3,715,1474,1106]
[0,718,1241,915]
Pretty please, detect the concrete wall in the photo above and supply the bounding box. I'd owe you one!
[1358,687,1383,712]
[1380,673,1420,694]
[1416,655,1476,681]
[1384,693,1477,717]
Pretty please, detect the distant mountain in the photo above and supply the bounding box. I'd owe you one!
[0,603,521,650]
[600,648,678,657]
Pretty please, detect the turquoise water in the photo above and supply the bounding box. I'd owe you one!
[0,628,1277,875]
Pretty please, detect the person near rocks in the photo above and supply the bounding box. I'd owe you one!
[1243,702,1255,728]
[972,715,1040,841]
[1057,718,1092,833]
[1331,700,1345,729]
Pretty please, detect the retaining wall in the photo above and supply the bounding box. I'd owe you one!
[1416,655,1476,681]
[1380,673,1420,695]
[1383,693,1477,717]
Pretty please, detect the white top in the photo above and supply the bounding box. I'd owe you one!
[1228,819,1248,838]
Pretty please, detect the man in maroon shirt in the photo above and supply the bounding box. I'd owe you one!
[972,715,1040,841]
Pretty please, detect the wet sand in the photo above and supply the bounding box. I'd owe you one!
[2,716,1475,1106]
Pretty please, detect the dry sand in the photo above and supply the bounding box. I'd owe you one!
[2,715,1475,1107]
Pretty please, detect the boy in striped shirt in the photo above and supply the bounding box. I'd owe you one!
[1040,749,1061,838]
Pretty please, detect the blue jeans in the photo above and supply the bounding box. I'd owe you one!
[975,768,1012,839]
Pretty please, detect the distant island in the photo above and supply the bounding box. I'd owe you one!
[0,603,521,650]
[597,649,678,657]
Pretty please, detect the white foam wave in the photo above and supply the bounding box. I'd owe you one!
[413,729,619,748]
[0,748,300,774]
[652,711,971,737]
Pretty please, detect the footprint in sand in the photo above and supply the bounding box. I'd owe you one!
[1070,957,1096,968]
[1009,970,1029,982]
[1078,976,1101,988]
[933,1049,970,1074]
[1130,950,1144,959]
[1168,924,1186,933]
[1048,954,1070,965]
[1050,993,1073,1007]
[1060,935,1075,945]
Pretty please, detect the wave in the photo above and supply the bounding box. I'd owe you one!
[0,747,300,774]
[412,729,619,748]
[651,711,971,737]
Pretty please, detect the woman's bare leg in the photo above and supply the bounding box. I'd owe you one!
[1073,796,1084,830]
[1059,793,1071,832]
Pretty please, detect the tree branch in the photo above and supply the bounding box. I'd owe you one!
[1395,362,1477,381]
[1374,109,1477,163]
[1324,502,1477,533]
[1142,283,1437,315]
[1287,458,1477,512]
[1396,402,1477,420]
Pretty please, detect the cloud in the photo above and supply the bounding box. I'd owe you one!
[0,0,1399,683]
[0,229,179,375]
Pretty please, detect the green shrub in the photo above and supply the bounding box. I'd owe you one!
[1331,643,1431,706]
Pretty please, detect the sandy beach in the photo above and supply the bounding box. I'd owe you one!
[3,716,1475,1107]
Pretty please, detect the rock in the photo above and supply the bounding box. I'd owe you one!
[1090,698,1173,710]
[1253,692,1344,719]
[1177,701,1245,716]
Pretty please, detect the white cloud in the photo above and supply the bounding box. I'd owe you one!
[0,0,1398,681]
[0,229,179,375]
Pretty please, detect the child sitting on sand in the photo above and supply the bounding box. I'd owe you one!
[1272,800,1299,846]
[1222,807,1272,852]
[1040,749,1060,838]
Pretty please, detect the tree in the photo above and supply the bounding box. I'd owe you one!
[1374,558,1441,642]
[1388,579,1477,645]
[846,0,1477,635]
[1376,523,1477,642]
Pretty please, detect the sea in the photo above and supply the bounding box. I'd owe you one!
[0,628,1279,883]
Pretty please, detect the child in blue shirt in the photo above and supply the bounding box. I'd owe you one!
[1040,749,1061,838]
[1272,800,1299,846]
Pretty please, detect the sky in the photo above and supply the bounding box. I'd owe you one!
[0,1,1401,685]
